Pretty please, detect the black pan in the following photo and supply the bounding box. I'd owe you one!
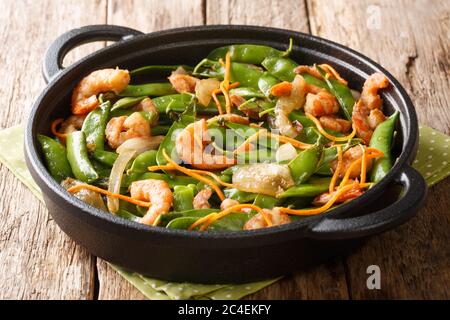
[25,25,427,283]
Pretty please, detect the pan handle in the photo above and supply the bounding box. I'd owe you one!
[43,24,144,83]
[307,165,427,240]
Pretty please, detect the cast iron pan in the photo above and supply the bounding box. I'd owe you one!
[25,25,427,283]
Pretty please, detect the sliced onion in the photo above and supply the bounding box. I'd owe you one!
[232,164,295,196]
[275,143,298,162]
[195,78,220,106]
[61,177,107,211]
[116,136,164,155]
[107,149,136,213]
[351,89,361,101]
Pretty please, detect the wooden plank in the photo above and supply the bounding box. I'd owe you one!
[0,0,108,299]
[307,0,450,299]
[206,0,350,300]
[96,0,205,300]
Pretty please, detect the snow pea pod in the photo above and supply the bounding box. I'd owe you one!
[130,65,193,76]
[253,194,279,209]
[316,65,355,120]
[258,72,280,97]
[194,60,264,89]
[224,188,257,203]
[262,56,328,89]
[207,44,284,64]
[278,179,331,198]
[151,125,170,136]
[370,111,399,183]
[81,101,111,152]
[66,131,98,183]
[289,110,315,127]
[122,172,197,188]
[166,213,249,231]
[118,82,175,97]
[128,150,157,174]
[151,94,219,115]
[229,87,265,98]
[111,96,146,111]
[92,150,118,167]
[37,134,72,182]
[315,140,361,175]
[160,208,218,227]
[289,145,322,185]
[173,184,196,212]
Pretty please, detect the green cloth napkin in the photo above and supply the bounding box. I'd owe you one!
[0,125,448,300]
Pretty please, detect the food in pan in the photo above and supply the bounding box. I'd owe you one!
[38,41,398,231]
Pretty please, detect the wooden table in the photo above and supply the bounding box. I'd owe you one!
[0,0,448,299]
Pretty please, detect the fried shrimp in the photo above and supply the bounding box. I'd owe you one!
[193,188,213,209]
[319,115,352,133]
[105,112,151,149]
[130,179,173,225]
[175,118,235,170]
[243,208,290,230]
[168,73,200,93]
[352,73,389,143]
[132,97,159,125]
[71,68,130,115]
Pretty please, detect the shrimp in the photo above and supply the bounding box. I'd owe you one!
[71,68,130,115]
[105,112,150,149]
[243,208,291,230]
[130,179,173,225]
[303,89,339,117]
[193,188,213,209]
[175,118,235,170]
[220,198,240,211]
[330,146,373,179]
[352,73,389,143]
[319,115,352,133]
[208,113,249,125]
[274,75,308,137]
[132,97,159,125]
[168,73,199,93]
[60,115,86,134]
[313,181,363,206]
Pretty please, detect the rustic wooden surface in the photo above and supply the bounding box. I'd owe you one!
[0,0,448,299]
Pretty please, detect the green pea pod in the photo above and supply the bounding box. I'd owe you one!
[253,194,279,208]
[92,150,118,167]
[278,180,330,198]
[166,213,249,231]
[116,209,141,222]
[224,188,258,203]
[130,65,193,76]
[207,44,283,64]
[111,96,146,111]
[128,150,157,174]
[262,57,328,89]
[289,110,315,127]
[37,134,72,182]
[160,208,218,227]
[91,160,112,179]
[173,184,196,212]
[122,172,197,189]
[315,140,361,175]
[66,131,99,183]
[118,82,176,97]
[81,101,111,152]
[151,125,171,136]
[370,111,399,183]
[229,87,266,98]
[258,72,280,97]
[288,145,322,185]
[194,60,264,89]
[316,65,355,120]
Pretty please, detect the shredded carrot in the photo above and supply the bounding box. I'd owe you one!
[339,148,383,188]
[329,145,343,193]
[67,184,152,208]
[51,118,67,140]
[306,112,356,142]
[211,91,224,115]
[189,204,270,231]
[221,51,232,114]
[318,64,348,85]
[162,149,225,201]
[270,81,293,97]
[148,164,234,189]
[279,182,368,216]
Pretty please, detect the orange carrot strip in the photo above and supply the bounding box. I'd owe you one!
[318,64,348,85]
[51,118,67,139]
[270,81,293,97]
[67,184,151,207]
[329,145,343,193]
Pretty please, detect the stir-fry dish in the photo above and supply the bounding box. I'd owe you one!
[38,41,399,231]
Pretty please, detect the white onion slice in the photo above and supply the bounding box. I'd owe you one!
[275,143,298,163]
[107,149,135,213]
[195,78,220,106]
[116,136,164,155]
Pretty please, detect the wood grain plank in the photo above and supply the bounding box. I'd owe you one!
[307,0,450,299]
[206,0,350,300]
[96,0,205,300]
[0,0,108,299]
